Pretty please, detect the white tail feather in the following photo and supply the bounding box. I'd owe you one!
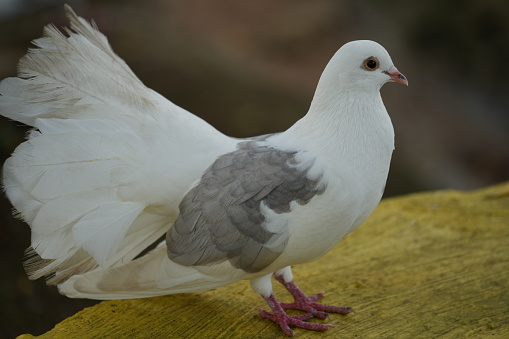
[72,202,145,266]
[1,5,237,292]
[58,246,239,299]
[0,7,158,126]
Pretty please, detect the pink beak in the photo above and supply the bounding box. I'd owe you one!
[384,66,408,86]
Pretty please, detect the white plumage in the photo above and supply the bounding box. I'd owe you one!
[0,6,407,336]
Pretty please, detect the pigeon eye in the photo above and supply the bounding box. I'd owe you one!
[362,57,379,71]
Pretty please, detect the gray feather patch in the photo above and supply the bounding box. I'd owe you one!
[166,140,325,273]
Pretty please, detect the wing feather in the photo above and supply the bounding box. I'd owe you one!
[167,140,325,273]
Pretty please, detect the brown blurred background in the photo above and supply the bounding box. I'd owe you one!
[0,0,508,337]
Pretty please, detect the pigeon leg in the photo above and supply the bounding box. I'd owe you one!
[274,274,354,319]
[258,293,334,336]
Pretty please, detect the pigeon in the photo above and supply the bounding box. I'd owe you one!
[0,5,407,336]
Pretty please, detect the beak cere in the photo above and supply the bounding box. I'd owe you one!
[384,66,408,86]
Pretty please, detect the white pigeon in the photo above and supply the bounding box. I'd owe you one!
[0,5,407,336]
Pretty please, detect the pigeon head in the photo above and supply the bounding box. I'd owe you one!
[320,40,408,92]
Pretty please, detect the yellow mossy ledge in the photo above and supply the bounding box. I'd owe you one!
[18,182,509,338]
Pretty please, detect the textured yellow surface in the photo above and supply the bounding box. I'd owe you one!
[18,183,509,338]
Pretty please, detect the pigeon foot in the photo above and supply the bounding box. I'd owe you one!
[275,275,354,319]
[260,294,334,336]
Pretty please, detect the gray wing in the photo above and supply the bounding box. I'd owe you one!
[166,140,325,273]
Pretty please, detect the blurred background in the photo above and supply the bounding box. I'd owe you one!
[0,0,507,337]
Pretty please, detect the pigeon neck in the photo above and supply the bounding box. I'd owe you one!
[287,88,395,156]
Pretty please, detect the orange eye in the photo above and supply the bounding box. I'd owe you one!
[362,57,379,71]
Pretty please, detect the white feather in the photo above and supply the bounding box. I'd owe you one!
[31,190,114,258]
[58,246,241,299]
[73,202,145,266]
[1,6,236,282]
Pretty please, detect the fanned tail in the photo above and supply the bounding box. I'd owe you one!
[0,5,236,290]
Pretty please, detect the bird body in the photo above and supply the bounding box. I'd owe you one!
[1,6,406,336]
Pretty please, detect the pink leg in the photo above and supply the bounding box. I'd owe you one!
[258,293,334,336]
[275,274,354,319]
